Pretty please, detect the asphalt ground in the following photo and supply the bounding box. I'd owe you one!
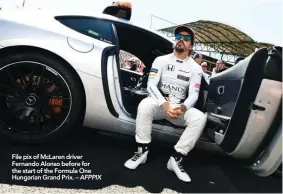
[0,127,282,193]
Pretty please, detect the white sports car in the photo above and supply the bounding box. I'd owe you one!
[0,2,281,178]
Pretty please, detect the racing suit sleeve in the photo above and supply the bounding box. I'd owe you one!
[147,58,167,106]
[183,69,203,110]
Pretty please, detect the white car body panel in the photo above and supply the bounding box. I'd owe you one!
[0,10,114,78]
[77,70,125,130]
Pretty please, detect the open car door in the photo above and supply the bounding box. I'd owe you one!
[205,46,282,177]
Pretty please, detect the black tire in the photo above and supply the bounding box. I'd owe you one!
[0,52,85,144]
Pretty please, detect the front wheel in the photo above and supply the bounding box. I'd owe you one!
[0,52,85,144]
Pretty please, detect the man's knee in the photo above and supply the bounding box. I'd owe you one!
[185,108,207,124]
[196,110,207,122]
[137,97,158,114]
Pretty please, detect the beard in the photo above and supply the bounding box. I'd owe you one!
[173,41,187,53]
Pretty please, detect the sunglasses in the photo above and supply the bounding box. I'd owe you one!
[175,33,191,41]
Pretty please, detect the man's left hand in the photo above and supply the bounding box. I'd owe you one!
[170,104,187,119]
[174,104,187,112]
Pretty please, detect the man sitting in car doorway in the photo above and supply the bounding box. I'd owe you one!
[124,25,207,183]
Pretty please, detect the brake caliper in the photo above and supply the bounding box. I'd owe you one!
[49,97,63,114]
[47,84,63,114]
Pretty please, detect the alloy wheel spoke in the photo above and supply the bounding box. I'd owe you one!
[6,69,24,95]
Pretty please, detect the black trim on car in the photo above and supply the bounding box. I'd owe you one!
[101,46,119,118]
[111,23,126,104]
[264,46,282,82]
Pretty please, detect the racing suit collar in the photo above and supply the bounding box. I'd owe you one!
[172,53,189,63]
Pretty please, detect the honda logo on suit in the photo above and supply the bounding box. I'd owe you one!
[166,64,175,71]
